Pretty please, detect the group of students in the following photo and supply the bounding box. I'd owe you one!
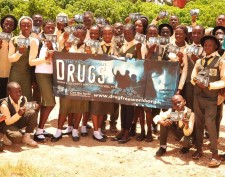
[0,11,225,168]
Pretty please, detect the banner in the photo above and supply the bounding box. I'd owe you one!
[53,52,180,109]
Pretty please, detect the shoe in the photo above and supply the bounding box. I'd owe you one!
[62,127,72,135]
[51,134,63,142]
[101,133,108,139]
[34,134,46,142]
[179,147,190,154]
[0,141,5,151]
[156,147,166,157]
[192,150,203,160]
[136,133,145,141]
[219,154,225,161]
[118,137,130,144]
[43,130,53,137]
[145,135,153,142]
[109,125,118,133]
[92,135,106,142]
[111,132,124,141]
[81,132,88,137]
[22,134,38,147]
[86,123,92,129]
[3,134,12,146]
[208,156,221,168]
[72,136,80,142]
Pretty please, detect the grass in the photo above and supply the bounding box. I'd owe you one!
[0,160,46,177]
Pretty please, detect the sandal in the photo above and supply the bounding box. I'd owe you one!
[208,158,221,168]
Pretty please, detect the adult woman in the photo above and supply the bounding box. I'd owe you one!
[8,16,38,101]
[0,15,18,99]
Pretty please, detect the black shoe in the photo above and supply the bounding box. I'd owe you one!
[204,131,209,139]
[192,150,203,160]
[34,134,46,142]
[81,132,88,137]
[219,154,225,161]
[51,134,63,142]
[101,134,108,139]
[156,147,166,157]
[180,147,190,154]
[86,124,92,129]
[118,137,130,144]
[145,135,153,142]
[72,136,80,142]
[136,133,145,141]
[43,130,53,137]
[92,135,106,142]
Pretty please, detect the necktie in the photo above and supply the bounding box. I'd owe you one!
[203,56,211,67]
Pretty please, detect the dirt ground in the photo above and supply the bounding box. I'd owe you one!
[1,99,225,177]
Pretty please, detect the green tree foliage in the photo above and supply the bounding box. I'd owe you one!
[0,0,224,28]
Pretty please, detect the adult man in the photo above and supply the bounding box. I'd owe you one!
[0,82,38,147]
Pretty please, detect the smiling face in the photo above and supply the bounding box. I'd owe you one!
[160,27,171,37]
[170,16,179,29]
[192,26,204,44]
[90,26,100,40]
[20,18,32,37]
[83,14,94,29]
[135,20,144,34]
[2,17,15,33]
[175,28,186,44]
[203,39,218,55]
[74,29,86,45]
[146,27,158,39]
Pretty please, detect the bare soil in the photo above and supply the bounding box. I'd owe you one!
[1,99,225,177]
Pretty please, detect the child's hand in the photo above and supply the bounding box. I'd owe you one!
[64,42,72,51]
[45,40,53,50]
[63,32,69,41]
[0,115,6,122]
[177,52,184,64]
[158,119,172,127]
[18,107,26,116]
[147,43,157,53]
[176,89,181,95]
[18,45,26,54]
[191,54,199,62]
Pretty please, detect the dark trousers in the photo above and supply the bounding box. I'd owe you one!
[216,103,223,138]
[194,95,218,154]
[182,82,194,111]
[0,78,8,99]
[121,104,134,130]
[2,110,38,143]
[159,123,192,148]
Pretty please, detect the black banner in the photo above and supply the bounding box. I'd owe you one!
[53,52,180,109]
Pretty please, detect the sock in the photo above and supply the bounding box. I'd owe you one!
[98,128,103,136]
[36,128,43,135]
[93,131,103,139]
[36,128,45,139]
[160,145,167,149]
[63,126,73,134]
[81,126,87,133]
[72,129,79,137]
[54,129,62,138]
